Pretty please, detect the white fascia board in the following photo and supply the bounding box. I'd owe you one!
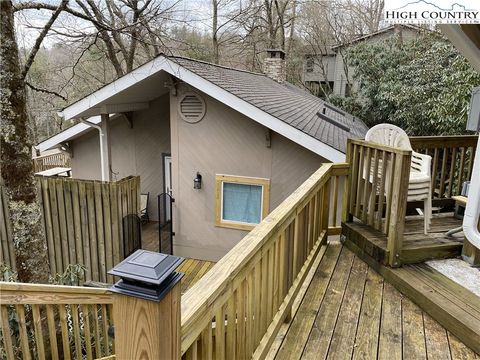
[61,56,345,162]
[36,116,101,152]
[440,25,480,73]
[62,57,168,120]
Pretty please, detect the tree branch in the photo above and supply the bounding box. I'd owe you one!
[25,81,67,101]
[21,0,68,79]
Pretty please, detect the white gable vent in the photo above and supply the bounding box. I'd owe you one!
[178,92,206,123]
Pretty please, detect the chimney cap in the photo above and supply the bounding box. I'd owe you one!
[266,49,286,59]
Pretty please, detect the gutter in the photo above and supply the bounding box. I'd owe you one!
[80,118,106,181]
[463,136,480,258]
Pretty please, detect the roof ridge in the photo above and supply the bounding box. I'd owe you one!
[167,55,269,78]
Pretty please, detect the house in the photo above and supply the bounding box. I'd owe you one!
[36,50,367,261]
[303,24,422,98]
[5,25,480,360]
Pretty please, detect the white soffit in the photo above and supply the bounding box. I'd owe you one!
[36,116,101,152]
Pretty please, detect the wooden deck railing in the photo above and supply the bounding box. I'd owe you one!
[179,163,348,359]
[410,135,478,203]
[33,152,71,173]
[344,139,411,267]
[0,282,115,360]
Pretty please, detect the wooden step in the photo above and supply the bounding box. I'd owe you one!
[342,221,463,265]
[344,239,480,355]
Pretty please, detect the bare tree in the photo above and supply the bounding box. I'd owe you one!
[0,0,68,283]
[1,0,180,282]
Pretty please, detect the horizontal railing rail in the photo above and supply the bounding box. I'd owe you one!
[0,282,115,360]
[345,139,411,267]
[180,163,348,359]
[410,135,478,202]
[33,153,71,173]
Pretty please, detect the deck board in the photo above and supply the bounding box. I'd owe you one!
[141,222,215,294]
[272,242,479,360]
[343,213,464,265]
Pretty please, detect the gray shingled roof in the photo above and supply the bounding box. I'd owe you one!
[169,56,368,153]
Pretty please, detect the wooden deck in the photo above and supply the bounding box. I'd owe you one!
[142,221,160,251]
[142,222,215,294]
[176,258,215,294]
[271,241,479,360]
[342,212,464,265]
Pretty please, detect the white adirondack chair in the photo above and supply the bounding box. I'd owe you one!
[365,124,432,234]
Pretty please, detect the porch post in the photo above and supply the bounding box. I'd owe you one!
[100,113,112,181]
[112,282,181,359]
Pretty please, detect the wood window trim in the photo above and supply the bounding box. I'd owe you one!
[215,174,270,231]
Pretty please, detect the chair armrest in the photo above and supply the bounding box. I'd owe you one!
[411,151,432,176]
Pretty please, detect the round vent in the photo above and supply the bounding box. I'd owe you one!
[178,92,206,123]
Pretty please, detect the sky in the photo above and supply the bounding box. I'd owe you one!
[14,0,213,49]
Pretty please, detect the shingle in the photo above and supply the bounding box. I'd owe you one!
[170,56,367,153]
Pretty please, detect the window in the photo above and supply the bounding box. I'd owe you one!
[215,175,270,230]
[305,57,314,73]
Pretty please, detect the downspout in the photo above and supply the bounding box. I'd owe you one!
[463,136,480,251]
[80,119,106,181]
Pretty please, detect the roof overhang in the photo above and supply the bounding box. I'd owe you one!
[60,55,345,162]
[36,116,101,152]
[440,25,480,73]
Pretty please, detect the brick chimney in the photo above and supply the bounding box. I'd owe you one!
[264,49,286,83]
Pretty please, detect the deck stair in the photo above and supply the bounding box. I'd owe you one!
[342,214,464,265]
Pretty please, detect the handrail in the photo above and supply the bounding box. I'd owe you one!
[180,163,347,358]
[410,135,478,200]
[345,139,411,267]
[0,282,115,360]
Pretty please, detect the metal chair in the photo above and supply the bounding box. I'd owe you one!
[365,124,432,234]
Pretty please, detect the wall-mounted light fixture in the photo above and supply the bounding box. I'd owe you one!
[194,172,202,189]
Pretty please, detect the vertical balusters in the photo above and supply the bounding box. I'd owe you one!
[458,147,466,194]
[59,305,72,360]
[46,304,59,360]
[226,295,236,359]
[439,148,448,197]
[16,305,31,360]
[0,305,15,360]
[361,147,372,223]
[376,150,387,231]
[355,146,365,219]
[215,306,226,360]
[368,149,379,227]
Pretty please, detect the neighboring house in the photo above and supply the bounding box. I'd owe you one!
[304,25,422,98]
[36,50,368,261]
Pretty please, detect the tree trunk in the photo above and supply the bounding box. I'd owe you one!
[212,0,220,64]
[0,0,50,283]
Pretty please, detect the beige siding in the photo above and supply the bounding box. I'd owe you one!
[69,86,327,262]
[70,95,170,220]
[133,95,171,221]
[71,130,102,180]
[171,84,325,261]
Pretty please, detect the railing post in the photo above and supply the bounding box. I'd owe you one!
[109,250,184,360]
[113,284,181,359]
[386,152,411,267]
[342,140,353,223]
